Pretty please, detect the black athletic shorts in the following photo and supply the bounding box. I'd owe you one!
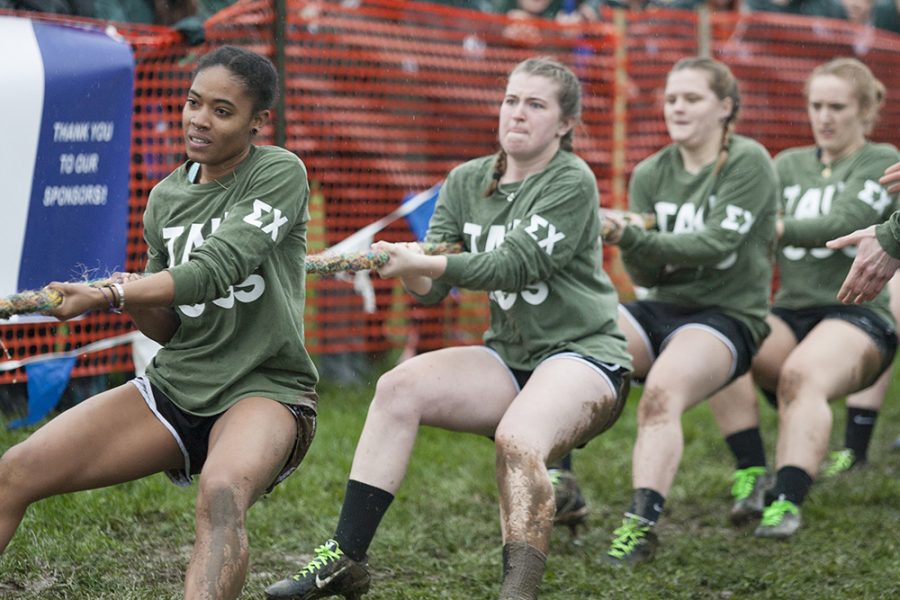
[619,300,759,384]
[771,304,897,377]
[486,348,632,443]
[131,376,316,492]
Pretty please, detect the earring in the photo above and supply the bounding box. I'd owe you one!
[251,128,258,135]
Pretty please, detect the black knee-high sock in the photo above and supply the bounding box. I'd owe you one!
[725,427,767,470]
[845,408,878,461]
[333,480,394,561]
[769,466,813,506]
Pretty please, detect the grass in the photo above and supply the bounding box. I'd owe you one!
[1,364,900,599]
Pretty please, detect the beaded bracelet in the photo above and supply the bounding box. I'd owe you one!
[98,286,117,312]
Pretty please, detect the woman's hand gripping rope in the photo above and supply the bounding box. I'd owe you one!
[600,209,656,245]
[0,244,463,319]
[0,271,140,320]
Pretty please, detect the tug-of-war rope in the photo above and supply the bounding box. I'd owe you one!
[304,241,461,275]
[0,242,463,320]
[0,289,66,320]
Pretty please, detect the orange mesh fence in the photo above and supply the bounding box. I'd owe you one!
[615,7,700,172]
[0,11,188,385]
[2,2,900,383]
[281,0,619,353]
[711,12,900,154]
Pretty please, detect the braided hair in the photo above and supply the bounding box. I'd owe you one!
[484,56,582,197]
[670,57,740,176]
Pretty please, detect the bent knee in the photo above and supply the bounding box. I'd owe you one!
[777,366,820,408]
[197,479,246,527]
[0,443,43,501]
[370,366,428,420]
[495,430,547,469]
[636,386,679,427]
[196,479,245,525]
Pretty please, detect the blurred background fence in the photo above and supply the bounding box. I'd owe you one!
[1,0,899,384]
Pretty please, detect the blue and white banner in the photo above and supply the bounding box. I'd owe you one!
[403,183,440,242]
[0,16,134,299]
[318,182,442,313]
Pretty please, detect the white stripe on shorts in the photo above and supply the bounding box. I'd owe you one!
[618,303,656,362]
[130,376,192,486]
[479,346,618,397]
[478,346,523,392]
[662,324,739,381]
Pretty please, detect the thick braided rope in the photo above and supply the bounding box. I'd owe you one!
[0,289,64,320]
[0,242,464,319]
[305,250,391,274]
[304,241,462,275]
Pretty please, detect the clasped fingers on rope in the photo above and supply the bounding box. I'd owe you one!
[44,282,103,321]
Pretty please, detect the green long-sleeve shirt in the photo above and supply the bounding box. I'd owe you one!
[617,135,778,344]
[143,145,318,416]
[412,149,631,372]
[775,142,899,324]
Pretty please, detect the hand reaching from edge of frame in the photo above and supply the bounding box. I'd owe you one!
[827,225,900,304]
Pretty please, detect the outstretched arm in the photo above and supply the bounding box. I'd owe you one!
[47,271,180,343]
[827,226,900,304]
[827,160,900,304]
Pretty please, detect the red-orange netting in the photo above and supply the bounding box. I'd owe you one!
[1,0,898,383]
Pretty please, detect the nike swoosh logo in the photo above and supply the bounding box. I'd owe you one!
[316,564,349,589]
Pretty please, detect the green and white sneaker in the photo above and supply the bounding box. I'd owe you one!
[822,449,862,478]
[729,466,769,525]
[265,539,370,600]
[754,496,801,539]
[606,515,658,566]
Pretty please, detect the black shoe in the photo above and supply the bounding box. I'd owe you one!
[550,468,589,536]
[265,539,371,600]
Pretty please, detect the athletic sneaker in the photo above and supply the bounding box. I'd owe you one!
[549,468,589,535]
[822,449,862,478]
[606,515,658,566]
[265,539,370,600]
[754,496,801,539]
[729,466,769,525]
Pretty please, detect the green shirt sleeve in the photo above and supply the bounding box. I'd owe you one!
[876,211,900,259]
[618,159,667,287]
[437,166,597,292]
[166,154,308,306]
[143,190,167,274]
[409,177,462,305]
[620,145,777,268]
